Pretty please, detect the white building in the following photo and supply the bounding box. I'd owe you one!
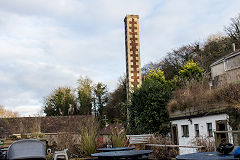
[170,50,240,155]
[171,113,233,155]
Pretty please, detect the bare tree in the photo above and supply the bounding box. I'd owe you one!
[225,14,240,49]
[0,105,18,118]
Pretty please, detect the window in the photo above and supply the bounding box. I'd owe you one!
[194,124,200,137]
[207,123,213,137]
[182,125,189,137]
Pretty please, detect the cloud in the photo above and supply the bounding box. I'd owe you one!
[0,0,86,18]
[0,0,240,115]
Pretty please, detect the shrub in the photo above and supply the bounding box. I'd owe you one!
[111,129,127,148]
[79,118,99,157]
[168,78,210,113]
[178,60,204,80]
[192,137,215,152]
[130,79,173,134]
[168,81,240,114]
[148,134,178,160]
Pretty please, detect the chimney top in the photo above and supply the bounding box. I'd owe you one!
[232,43,236,52]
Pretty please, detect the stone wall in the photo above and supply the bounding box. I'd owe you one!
[0,115,92,137]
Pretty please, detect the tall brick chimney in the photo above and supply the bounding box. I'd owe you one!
[124,15,142,100]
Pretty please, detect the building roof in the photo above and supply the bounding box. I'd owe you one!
[210,50,240,67]
[169,106,228,120]
[100,123,124,135]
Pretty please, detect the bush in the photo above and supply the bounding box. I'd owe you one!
[168,78,210,113]
[148,134,178,160]
[192,137,215,152]
[111,129,127,148]
[130,79,173,134]
[79,118,99,157]
[168,81,240,114]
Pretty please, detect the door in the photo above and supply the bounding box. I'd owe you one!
[171,124,179,145]
[216,120,229,146]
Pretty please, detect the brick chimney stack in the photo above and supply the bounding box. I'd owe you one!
[124,15,142,100]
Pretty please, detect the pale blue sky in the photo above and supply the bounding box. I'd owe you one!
[0,0,239,116]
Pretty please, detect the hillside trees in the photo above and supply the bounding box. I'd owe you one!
[43,77,108,117]
[142,34,234,81]
[142,44,198,80]
[130,60,204,134]
[43,87,77,116]
[142,14,240,80]
[77,77,93,115]
[93,82,108,117]
[104,77,127,123]
[225,14,240,49]
[178,60,204,80]
[199,35,232,71]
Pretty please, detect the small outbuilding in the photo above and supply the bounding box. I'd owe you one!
[169,49,240,155]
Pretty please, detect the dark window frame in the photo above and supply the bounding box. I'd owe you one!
[194,124,200,137]
[207,123,213,137]
[181,125,189,137]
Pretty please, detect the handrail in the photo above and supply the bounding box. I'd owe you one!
[146,144,205,148]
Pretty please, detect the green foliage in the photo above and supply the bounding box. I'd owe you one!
[93,82,108,117]
[77,77,93,115]
[144,68,166,83]
[130,77,173,134]
[80,127,97,156]
[80,119,99,157]
[142,33,233,81]
[43,87,77,116]
[111,130,126,148]
[142,45,196,80]
[104,76,127,123]
[178,60,204,80]
[43,77,108,117]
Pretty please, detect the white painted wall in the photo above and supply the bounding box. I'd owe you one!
[211,63,225,79]
[171,113,233,155]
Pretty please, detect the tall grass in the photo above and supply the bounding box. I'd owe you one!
[111,129,126,148]
[79,118,99,157]
[167,79,240,113]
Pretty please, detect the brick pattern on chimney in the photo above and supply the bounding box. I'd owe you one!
[124,15,142,99]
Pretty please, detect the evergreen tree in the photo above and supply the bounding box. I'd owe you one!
[130,69,173,134]
[77,76,93,115]
[43,87,77,116]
